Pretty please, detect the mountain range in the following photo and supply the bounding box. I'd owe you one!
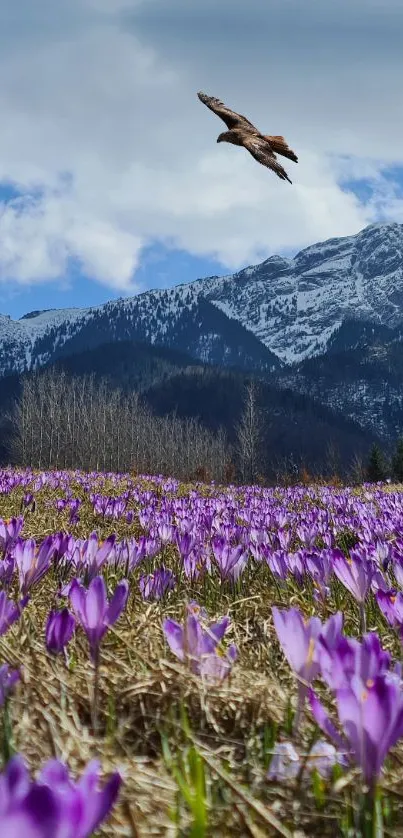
[1,221,403,449]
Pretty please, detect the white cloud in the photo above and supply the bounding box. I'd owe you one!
[67,216,143,289]
[0,0,402,290]
[0,189,143,289]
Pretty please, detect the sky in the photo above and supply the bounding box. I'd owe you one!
[0,0,403,320]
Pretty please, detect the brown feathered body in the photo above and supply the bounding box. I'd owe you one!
[198,91,298,183]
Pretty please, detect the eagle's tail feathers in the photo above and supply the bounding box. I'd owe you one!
[264,135,298,163]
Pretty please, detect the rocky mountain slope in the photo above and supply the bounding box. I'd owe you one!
[276,319,403,441]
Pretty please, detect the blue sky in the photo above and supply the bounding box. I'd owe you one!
[0,0,402,320]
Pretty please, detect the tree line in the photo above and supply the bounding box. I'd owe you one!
[6,368,403,486]
[10,370,232,482]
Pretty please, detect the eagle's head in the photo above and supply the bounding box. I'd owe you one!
[217,130,238,144]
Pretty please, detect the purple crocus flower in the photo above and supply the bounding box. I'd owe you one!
[52,532,72,564]
[0,754,121,838]
[0,517,24,555]
[39,758,121,837]
[176,531,196,560]
[372,540,393,572]
[0,591,28,636]
[183,546,211,582]
[163,602,237,683]
[296,523,318,549]
[45,609,76,656]
[370,568,389,594]
[211,537,247,583]
[272,606,323,689]
[144,536,160,559]
[333,548,377,633]
[305,548,333,601]
[0,664,20,706]
[333,549,375,603]
[277,527,292,551]
[267,742,300,781]
[267,739,345,782]
[14,536,55,596]
[126,537,147,571]
[197,646,237,682]
[0,785,60,837]
[80,533,116,582]
[0,554,15,587]
[273,607,343,684]
[272,606,343,730]
[285,550,305,586]
[392,556,403,589]
[307,739,348,777]
[262,547,288,580]
[22,492,34,509]
[157,522,174,544]
[376,589,403,631]
[139,567,176,601]
[69,576,129,663]
[318,631,393,692]
[69,501,80,526]
[309,673,403,787]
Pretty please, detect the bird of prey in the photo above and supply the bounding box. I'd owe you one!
[197,91,298,183]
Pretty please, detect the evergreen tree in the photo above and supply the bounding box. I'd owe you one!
[392,437,403,482]
[366,444,388,483]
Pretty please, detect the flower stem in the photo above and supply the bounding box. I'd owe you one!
[359,601,367,636]
[2,700,14,764]
[360,784,383,838]
[292,682,306,736]
[92,649,100,735]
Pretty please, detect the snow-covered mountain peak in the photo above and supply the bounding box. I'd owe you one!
[202,222,403,362]
[0,221,402,375]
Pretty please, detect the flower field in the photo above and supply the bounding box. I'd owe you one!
[1,468,403,835]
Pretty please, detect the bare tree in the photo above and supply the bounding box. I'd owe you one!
[348,452,366,486]
[324,440,341,480]
[235,380,265,484]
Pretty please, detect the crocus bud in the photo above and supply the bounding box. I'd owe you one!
[45,608,75,655]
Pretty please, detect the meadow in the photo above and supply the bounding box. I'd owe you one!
[0,468,403,836]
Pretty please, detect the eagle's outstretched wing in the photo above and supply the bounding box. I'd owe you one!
[197,91,257,132]
[242,135,292,183]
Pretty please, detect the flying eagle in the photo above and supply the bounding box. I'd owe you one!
[197,91,298,184]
